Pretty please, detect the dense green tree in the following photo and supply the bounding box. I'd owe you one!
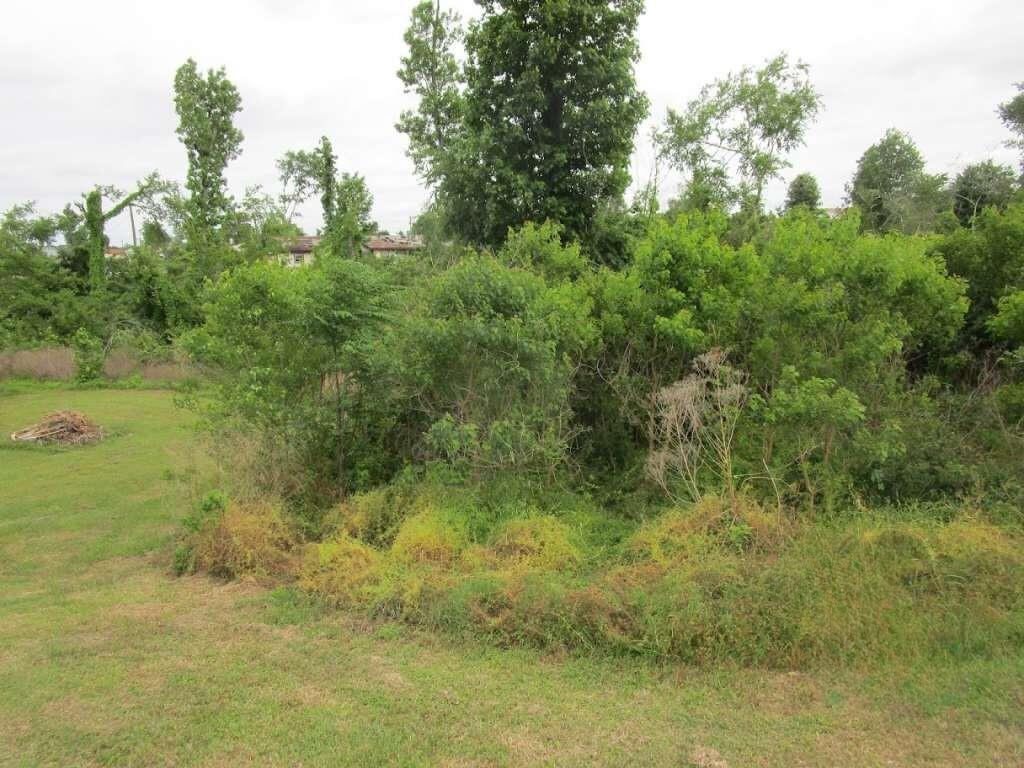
[401,0,648,248]
[847,129,949,233]
[0,205,89,346]
[173,58,244,244]
[932,201,1024,351]
[587,209,967,502]
[951,160,1017,227]
[658,54,821,212]
[785,172,822,211]
[184,257,387,506]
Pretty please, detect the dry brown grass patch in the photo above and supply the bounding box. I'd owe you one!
[192,501,301,584]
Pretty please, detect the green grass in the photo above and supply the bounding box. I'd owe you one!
[1,387,1022,767]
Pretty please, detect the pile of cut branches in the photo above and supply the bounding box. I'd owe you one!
[10,411,103,445]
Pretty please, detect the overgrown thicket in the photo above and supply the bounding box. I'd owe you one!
[177,201,1024,666]
[3,1,1023,667]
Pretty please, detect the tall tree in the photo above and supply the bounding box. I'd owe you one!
[396,1,464,183]
[658,53,822,212]
[173,59,244,245]
[317,136,338,231]
[785,172,822,211]
[276,136,338,229]
[400,0,648,248]
[951,160,1017,227]
[847,129,948,233]
[999,82,1024,173]
[276,148,320,221]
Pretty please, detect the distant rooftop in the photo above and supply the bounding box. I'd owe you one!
[365,234,423,252]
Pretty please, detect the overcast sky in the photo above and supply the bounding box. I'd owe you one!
[1,0,1020,244]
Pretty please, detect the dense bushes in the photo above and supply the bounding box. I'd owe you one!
[146,173,1021,668]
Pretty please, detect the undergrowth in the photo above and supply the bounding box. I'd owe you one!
[178,483,1024,669]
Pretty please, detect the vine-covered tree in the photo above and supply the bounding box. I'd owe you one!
[81,174,172,291]
[326,173,376,258]
[658,53,822,212]
[317,136,338,232]
[173,59,244,245]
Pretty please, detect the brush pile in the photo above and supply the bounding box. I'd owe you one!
[10,411,103,445]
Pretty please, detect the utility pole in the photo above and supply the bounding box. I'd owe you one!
[128,204,138,247]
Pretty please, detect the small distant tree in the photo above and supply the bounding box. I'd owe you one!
[174,58,244,245]
[276,148,320,221]
[658,53,822,212]
[785,173,822,211]
[951,160,1017,227]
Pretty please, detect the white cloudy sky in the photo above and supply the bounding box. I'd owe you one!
[1,0,1020,244]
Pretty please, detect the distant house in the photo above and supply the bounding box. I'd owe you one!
[281,235,321,267]
[278,233,424,266]
[363,234,424,258]
[104,246,129,260]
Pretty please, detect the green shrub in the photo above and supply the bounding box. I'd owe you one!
[390,508,467,567]
[298,533,382,606]
[71,328,104,382]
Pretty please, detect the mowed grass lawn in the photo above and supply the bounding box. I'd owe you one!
[0,387,1022,767]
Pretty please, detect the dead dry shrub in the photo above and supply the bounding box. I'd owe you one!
[192,500,301,583]
[140,360,194,382]
[646,349,749,507]
[0,347,76,380]
[102,346,140,379]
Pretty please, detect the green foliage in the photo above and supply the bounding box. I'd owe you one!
[0,204,89,348]
[931,200,1024,352]
[325,173,376,258]
[399,241,595,477]
[183,255,387,506]
[658,53,822,211]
